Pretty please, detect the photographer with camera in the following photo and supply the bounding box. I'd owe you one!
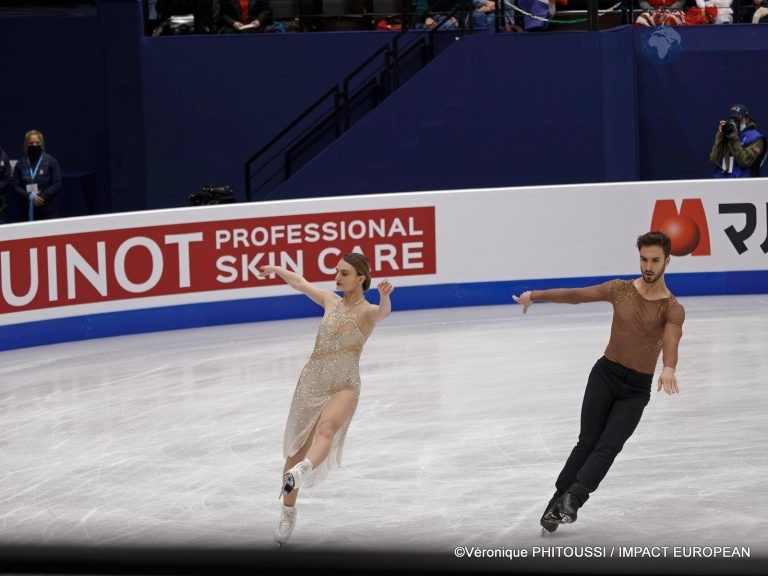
[710,104,767,178]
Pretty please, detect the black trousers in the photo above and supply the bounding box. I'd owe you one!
[555,356,652,495]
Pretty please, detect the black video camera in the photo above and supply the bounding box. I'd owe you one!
[189,185,236,206]
[722,118,739,137]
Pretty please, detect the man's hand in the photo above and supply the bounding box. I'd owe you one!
[719,120,740,141]
[658,366,679,395]
[512,291,533,314]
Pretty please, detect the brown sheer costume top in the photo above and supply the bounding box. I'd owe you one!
[531,279,685,375]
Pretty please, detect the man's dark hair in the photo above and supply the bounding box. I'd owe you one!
[637,231,671,258]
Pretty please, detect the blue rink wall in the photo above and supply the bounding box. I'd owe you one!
[4,270,768,352]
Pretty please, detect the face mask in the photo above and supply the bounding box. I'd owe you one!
[27,145,42,158]
[739,123,747,132]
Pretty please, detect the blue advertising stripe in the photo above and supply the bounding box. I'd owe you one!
[2,270,767,352]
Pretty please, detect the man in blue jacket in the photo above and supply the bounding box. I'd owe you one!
[710,104,766,178]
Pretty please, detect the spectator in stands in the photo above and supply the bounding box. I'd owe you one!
[0,144,11,224]
[682,3,718,24]
[699,0,734,23]
[635,0,735,26]
[517,0,562,30]
[12,130,62,222]
[411,0,465,29]
[710,104,766,178]
[635,0,687,27]
[221,0,273,33]
[682,0,733,24]
[196,0,224,33]
[154,0,195,34]
[469,0,496,31]
[739,0,768,22]
[156,0,197,20]
[468,0,518,32]
[154,1,222,35]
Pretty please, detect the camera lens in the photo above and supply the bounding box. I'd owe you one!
[722,120,737,136]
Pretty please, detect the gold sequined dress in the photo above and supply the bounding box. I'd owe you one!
[282,299,367,488]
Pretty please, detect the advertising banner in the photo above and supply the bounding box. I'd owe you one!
[0,178,766,348]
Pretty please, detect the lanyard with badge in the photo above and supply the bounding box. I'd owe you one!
[26,154,43,221]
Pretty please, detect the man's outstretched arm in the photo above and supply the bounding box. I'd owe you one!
[513,284,611,314]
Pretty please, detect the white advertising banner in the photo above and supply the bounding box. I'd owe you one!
[0,178,766,346]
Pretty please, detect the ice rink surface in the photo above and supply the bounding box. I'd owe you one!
[1,294,766,573]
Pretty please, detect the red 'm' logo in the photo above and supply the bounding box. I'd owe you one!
[650,199,711,256]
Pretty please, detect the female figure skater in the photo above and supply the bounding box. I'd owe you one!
[259,253,394,545]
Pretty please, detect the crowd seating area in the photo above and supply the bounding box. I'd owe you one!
[2,0,766,219]
[145,0,632,34]
[1,1,757,34]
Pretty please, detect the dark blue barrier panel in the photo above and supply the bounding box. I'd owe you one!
[141,30,398,209]
[257,23,768,201]
[0,6,110,214]
[59,171,97,217]
[635,24,768,182]
[97,0,148,213]
[600,26,638,182]
[267,28,639,200]
[3,270,766,351]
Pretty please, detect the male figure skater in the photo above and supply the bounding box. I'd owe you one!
[513,231,685,533]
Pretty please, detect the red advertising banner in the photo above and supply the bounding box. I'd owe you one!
[0,207,436,313]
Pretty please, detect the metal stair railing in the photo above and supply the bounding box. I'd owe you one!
[244,2,473,202]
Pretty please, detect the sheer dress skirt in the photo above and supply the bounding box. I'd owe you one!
[282,303,366,488]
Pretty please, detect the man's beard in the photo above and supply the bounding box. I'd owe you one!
[642,264,665,283]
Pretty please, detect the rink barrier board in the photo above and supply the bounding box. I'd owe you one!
[1,270,766,352]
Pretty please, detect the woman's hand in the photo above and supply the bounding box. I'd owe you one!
[377,279,394,297]
[258,265,278,278]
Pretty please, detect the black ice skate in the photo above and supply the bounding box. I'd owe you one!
[540,507,560,534]
[540,492,562,534]
[555,492,582,524]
